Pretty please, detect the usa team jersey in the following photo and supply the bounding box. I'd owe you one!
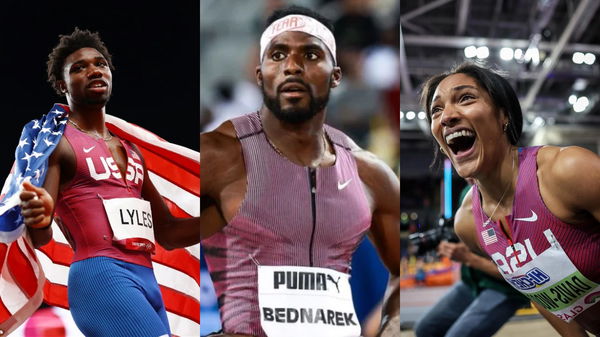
[55,124,151,267]
[473,146,600,321]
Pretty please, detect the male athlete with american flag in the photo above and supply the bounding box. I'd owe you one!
[0,28,200,336]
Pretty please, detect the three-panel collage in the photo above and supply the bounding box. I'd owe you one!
[0,0,598,336]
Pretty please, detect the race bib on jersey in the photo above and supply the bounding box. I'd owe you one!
[102,197,155,253]
[257,265,361,337]
[494,229,600,322]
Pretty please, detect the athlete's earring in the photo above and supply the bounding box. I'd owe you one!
[503,121,509,133]
[440,147,447,156]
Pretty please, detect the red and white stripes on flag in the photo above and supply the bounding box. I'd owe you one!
[0,235,46,335]
[0,113,200,336]
[107,115,200,336]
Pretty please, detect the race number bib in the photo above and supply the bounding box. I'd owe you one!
[258,265,361,337]
[498,229,600,322]
[102,197,155,253]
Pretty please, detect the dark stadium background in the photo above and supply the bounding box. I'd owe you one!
[0,0,200,176]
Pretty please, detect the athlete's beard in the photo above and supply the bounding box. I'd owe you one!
[262,79,330,124]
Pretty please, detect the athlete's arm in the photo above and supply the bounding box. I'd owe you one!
[539,146,600,224]
[130,140,200,250]
[355,149,400,334]
[449,188,504,278]
[20,138,74,248]
[539,146,600,334]
[454,187,488,256]
[461,250,503,278]
[199,196,227,239]
[140,165,200,250]
[200,123,245,239]
[437,241,503,279]
[20,181,54,248]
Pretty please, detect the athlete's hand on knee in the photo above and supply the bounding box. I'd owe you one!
[19,181,54,229]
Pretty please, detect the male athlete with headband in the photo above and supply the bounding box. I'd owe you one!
[201,5,400,337]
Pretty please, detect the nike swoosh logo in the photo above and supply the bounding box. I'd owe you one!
[83,146,96,153]
[515,210,538,222]
[338,179,352,190]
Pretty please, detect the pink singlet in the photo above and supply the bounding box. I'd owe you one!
[473,146,600,322]
[202,112,372,336]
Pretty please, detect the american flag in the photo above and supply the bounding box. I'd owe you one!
[481,227,498,246]
[0,104,200,336]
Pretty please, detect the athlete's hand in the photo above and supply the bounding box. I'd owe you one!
[437,241,471,263]
[19,181,54,229]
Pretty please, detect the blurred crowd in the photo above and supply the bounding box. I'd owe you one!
[200,0,400,169]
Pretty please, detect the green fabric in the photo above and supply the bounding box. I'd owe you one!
[460,264,530,304]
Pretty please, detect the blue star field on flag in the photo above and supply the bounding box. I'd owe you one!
[0,104,68,243]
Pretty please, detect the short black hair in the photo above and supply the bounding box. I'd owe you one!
[47,27,114,95]
[265,5,334,32]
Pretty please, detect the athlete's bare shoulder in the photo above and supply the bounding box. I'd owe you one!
[52,133,74,159]
[200,121,245,197]
[342,135,398,212]
[346,138,395,184]
[50,133,76,188]
[201,121,240,160]
[537,145,600,181]
[537,145,600,223]
[202,121,238,146]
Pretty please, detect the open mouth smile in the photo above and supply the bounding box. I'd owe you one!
[444,128,476,156]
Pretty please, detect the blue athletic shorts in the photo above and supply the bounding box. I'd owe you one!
[68,256,170,337]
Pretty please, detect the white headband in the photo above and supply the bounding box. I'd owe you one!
[260,14,336,64]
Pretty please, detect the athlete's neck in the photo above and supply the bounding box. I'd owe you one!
[259,107,334,168]
[67,102,108,135]
[476,146,518,214]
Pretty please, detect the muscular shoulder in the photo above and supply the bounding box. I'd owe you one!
[538,145,600,181]
[348,140,399,212]
[353,149,396,188]
[43,135,76,192]
[537,145,600,217]
[201,121,238,162]
[340,135,390,183]
[52,136,76,170]
[200,121,244,196]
